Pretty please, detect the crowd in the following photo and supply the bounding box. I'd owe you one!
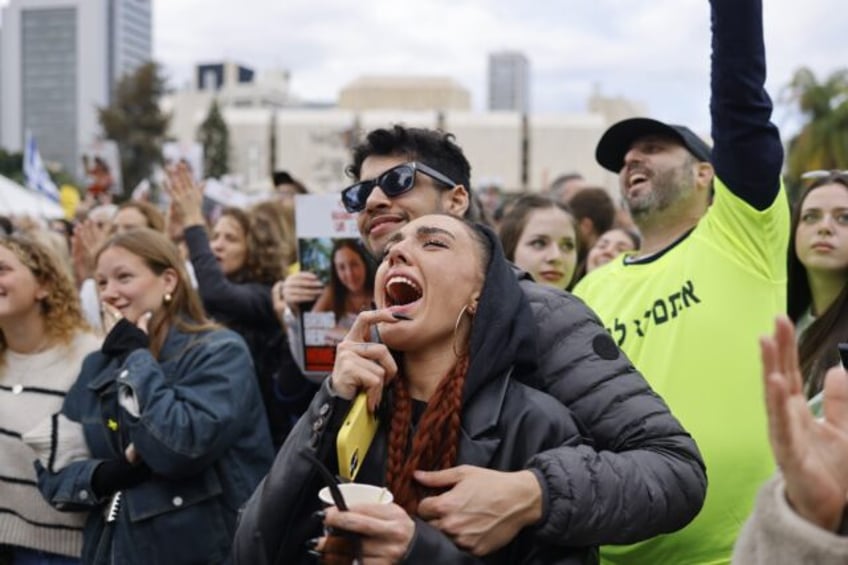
[1,0,847,563]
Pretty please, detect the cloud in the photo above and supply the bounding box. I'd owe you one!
[2,0,844,137]
[153,0,713,118]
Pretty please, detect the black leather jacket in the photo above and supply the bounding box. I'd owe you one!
[233,225,599,564]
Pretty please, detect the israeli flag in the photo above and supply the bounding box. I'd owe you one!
[23,131,60,202]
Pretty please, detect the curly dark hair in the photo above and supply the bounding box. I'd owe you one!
[218,207,284,286]
[347,125,481,222]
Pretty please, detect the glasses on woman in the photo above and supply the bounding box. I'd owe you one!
[801,169,848,182]
[341,162,457,213]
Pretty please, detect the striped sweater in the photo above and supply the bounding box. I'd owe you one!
[0,331,100,557]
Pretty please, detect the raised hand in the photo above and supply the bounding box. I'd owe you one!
[72,218,110,282]
[760,315,848,531]
[281,271,326,313]
[164,163,205,228]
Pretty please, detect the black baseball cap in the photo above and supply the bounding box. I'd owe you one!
[595,117,712,172]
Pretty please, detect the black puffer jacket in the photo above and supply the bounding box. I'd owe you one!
[233,223,597,564]
[516,269,707,544]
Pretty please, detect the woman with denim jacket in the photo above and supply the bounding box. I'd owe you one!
[35,229,274,565]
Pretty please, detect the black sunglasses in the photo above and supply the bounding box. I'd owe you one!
[341,161,457,213]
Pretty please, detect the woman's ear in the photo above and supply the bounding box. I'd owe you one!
[35,284,49,301]
[161,268,179,296]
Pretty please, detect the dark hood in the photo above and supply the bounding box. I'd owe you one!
[463,224,537,401]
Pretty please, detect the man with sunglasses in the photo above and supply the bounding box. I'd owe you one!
[263,126,706,558]
[574,0,787,562]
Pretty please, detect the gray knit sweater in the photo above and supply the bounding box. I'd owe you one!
[0,331,100,557]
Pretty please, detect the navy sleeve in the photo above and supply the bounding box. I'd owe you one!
[710,0,783,210]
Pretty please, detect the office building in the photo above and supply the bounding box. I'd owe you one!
[488,51,530,113]
[0,0,152,175]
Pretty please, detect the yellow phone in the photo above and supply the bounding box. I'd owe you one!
[336,392,379,481]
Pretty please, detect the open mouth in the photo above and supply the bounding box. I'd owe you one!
[628,172,649,189]
[385,275,423,308]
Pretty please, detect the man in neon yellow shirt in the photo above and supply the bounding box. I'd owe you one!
[574,0,787,563]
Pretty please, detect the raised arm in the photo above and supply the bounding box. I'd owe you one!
[710,0,783,209]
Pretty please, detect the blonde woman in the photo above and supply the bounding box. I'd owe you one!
[0,233,99,564]
[35,229,273,565]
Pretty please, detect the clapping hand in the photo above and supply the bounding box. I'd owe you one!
[164,163,205,229]
[71,218,110,283]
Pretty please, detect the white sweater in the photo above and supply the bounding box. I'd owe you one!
[0,331,100,557]
[733,475,848,564]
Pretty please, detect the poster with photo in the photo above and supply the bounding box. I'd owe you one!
[162,141,204,181]
[295,193,375,372]
[79,139,122,199]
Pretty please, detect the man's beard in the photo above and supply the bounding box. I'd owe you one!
[627,166,693,222]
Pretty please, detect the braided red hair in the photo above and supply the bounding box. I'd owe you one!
[386,356,469,514]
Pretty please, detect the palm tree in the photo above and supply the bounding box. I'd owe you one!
[781,67,848,198]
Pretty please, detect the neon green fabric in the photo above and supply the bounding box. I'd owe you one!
[574,179,788,564]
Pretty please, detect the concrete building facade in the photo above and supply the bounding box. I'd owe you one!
[162,72,643,197]
[339,76,471,112]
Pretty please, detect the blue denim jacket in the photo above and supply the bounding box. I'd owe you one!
[37,325,274,565]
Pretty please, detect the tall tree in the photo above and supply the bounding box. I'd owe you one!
[0,148,24,184]
[197,99,230,179]
[782,67,848,196]
[98,62,170,198]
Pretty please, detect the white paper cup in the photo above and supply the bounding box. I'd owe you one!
[318,483,393,507]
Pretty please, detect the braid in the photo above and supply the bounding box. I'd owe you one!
[440,357,466,469]
[386,377,412,507]
[386,357,469,514]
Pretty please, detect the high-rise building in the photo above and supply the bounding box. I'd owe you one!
[488,51,530,113]
[0,0,151,176]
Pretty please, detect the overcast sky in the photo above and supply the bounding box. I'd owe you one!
[1,0,844,138]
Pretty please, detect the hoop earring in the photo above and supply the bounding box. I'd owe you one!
[452,304,471,358]
[163,292,173,304]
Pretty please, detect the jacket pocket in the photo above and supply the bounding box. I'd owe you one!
[121,470,232,563]
[124,468,223,522]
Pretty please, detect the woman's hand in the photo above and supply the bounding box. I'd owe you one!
[281,272,325,314]
[101,302,153,335]
[330,310,399,412]
[761,315,848,531]
[72,218,109,283]
[318,502,415,564]
[164,163,205,228]
[100,302,125,335]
